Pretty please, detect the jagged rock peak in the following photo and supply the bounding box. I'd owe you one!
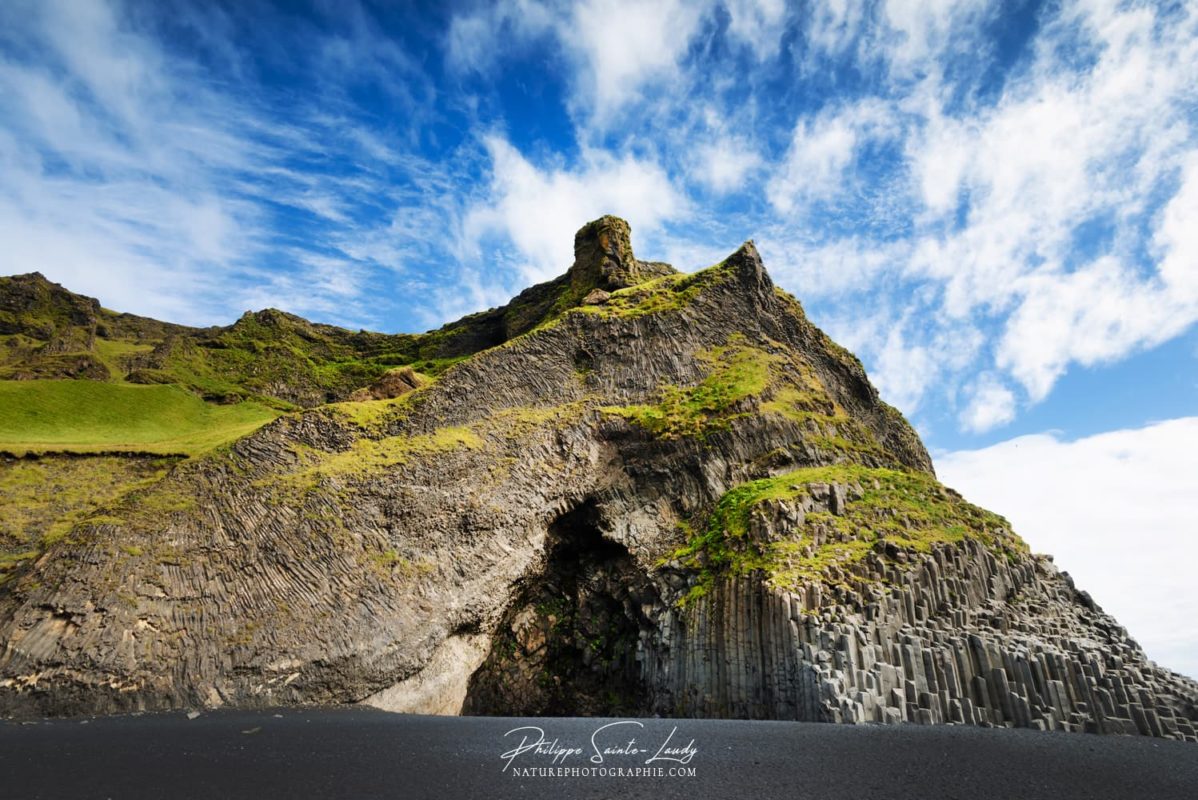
[2,217,1195,744]
[568,215,676,293]
[723,239,770,292]
[233,308,307,328]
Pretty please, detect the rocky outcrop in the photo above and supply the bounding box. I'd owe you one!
[0,272,101,350]
[0,272,192,382]
[645,541,1198,739]
[348,367,428,402]
[567,215,676,292]
[0,218,1194,744]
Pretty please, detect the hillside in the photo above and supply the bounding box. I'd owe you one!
[0,217,1194,743]
[0,222,676,412]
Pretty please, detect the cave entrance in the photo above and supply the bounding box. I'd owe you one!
[463,500,658,716]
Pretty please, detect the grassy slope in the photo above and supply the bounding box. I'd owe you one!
[0,380,280,456]
[1,273,574,409]
[0,455,176,580]
[672,464,1029,606]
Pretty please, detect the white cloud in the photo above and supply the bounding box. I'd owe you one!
[758,236,907,298]
[444,0,554,74]
[888,0,1198,411]
[465,136,685,283]
[690,135,762,194]
[817,308,985,420]
[1155,151,1198,300]
[937,418,1198,679]
[660,240,734,275]
[997,251,1198,402]
[805,0,869,56]
[723,0,788,58]
[882,0,986,71]
[445,0,711,122]
[958,373,1016,432]
[909,111,971,215]
[568,0,707,119]
[767,99,898,215]
[870,325,936,414]
[767,121,854,214]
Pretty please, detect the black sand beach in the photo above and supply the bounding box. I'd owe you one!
[3,708,1195,799]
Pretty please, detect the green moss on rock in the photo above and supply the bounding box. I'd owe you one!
[674,465,1027,604]
[604,337,778,438]
[0,454,176,582]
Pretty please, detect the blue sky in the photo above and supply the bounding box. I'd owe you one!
[1,1,1196,674]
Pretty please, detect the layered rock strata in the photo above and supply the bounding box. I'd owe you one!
[0,217,1193,744]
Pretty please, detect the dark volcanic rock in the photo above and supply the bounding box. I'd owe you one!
[568,215,676,291]
[0,218,1194,743]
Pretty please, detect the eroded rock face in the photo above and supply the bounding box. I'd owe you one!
[348,367,428,402]
[0,218,1194,742]
[568,215,676,293]
[462,500,659,716]
[643,540,1198,738]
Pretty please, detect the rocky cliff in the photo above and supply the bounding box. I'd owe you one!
[0,217,1195,741]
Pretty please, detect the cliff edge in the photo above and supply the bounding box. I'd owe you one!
[0,217,1194,742]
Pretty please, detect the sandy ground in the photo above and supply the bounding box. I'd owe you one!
[3,707,1196,799]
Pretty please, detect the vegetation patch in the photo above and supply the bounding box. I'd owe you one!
[600,333,878,457]
[0,380,280,456]
[573,259,733,321]
[760,381,839,423]
[0,454,175,582]
[604,337,778,438]
[268,401,590,500]
[476,401,592,440]
[91,338,155,380]
[365,548,437,580]
[672,465,1027,605]
[280,426,484,486]
[325,392,421,432]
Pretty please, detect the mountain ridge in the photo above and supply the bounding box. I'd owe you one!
[0,217,1194,743]
[0,217,684,410]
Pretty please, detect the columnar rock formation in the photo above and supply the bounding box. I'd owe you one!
[646,544,1197,738]
[0,217,1194,741]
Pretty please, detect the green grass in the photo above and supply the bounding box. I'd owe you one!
[326,395,416,430]
[363,548,438,579]
[92,338,155,380]
[761,384,839,424]
[0,454,175,582]
[572,258,734,321]
[604,337,778,438]
[601,332,884,454]
[673,465,1027,605]
[324,426,483,475]
[270,426,484,491]
[0,380,280,456]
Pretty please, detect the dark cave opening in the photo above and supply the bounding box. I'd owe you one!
[462,501,659,716]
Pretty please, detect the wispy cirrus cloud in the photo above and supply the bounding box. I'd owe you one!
[1,0,1196,442]
[445,0,710,125]
[0,0,472,329]
[766,99,901,217]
